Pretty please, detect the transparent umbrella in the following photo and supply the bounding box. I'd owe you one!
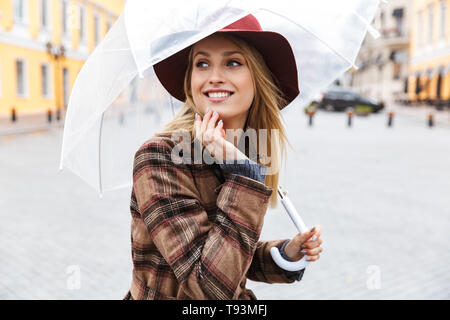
[59,0,382,196]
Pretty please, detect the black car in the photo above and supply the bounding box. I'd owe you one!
[318,87,384,113]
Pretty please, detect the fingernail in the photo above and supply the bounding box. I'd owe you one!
[300,244,306,249]
[213,111,217,117]
[206,107,210,113]
[301,250,307,254]
[195,113,199,120]
[310,227,315,233]
[218,119,223,125]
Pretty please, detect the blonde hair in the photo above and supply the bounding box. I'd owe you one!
[155,33,291,208]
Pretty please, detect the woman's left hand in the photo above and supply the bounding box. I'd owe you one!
[284,225,323,262]
[194,109,248,163]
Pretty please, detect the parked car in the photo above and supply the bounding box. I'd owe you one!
[318,87,385,113]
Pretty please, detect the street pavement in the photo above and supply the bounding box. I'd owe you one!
[0,107,449,299]
[0,109,66,137]
[388,103,450,127]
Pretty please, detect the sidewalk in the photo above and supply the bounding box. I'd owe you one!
[387,103,450,126]
[0,109,66,137]
[1,104,449,137]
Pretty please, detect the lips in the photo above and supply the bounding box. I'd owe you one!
[203,91,234,103]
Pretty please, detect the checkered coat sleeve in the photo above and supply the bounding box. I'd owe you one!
[131,136,296,300]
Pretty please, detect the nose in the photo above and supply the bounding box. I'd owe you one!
[208,65,225,84]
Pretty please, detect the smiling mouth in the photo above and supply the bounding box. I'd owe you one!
[203,92,234,102]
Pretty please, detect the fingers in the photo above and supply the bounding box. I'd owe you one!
[293,225,323,262]
[302,237,322,250]
[211,119,225,161]
[306,254,320,262]
[199,108,221,142]
[214,119,224,138]
[194,113,202,141]
[299,225,322,246]
[312,225,322,238]
[201,107,212,133]
[195,108,226,162]
[302,238,323,262]
[294,228,315,245]
[206,110,220,132]
[302,246,323,256]
[193,108,243,162]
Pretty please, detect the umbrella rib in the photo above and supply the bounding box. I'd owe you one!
[170,96,175,117]
[352,10,380,39]
[98,112,104,195]
[259,8,358,69]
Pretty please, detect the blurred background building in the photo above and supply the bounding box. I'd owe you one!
[1,0,449,119]
[347,0,412,105]
[0,0,124,117]
[345,0,449,109]
[407,0,450,108]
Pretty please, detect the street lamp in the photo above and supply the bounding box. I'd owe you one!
[46,42,66,121]
[46,42,66,60]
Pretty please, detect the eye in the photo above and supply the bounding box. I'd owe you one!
[228,60,242,67]
[195,61,208,68]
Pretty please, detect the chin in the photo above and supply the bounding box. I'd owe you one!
[214,110,238,120]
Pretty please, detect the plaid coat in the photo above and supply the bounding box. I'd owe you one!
[125,132,296,300]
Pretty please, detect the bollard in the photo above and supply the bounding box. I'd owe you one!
[387,112,394,127]
[11,107,17,122]
[47,109,52,123]
[428,114,434,127]
[347,110,354,127]
[307,111,315,127]
[119,112,125,125]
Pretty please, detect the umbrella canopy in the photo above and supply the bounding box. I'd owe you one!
[59,0,381,195]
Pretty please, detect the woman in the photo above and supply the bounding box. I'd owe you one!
[124,14,323,300]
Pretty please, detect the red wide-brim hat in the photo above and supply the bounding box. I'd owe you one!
[153,14,300,111]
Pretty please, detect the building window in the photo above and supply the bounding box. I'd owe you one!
[14,0,26,23]
[392,8,404,36]
[417,11,423,50]
[428,4,434,46]
[379,11,386,34]
[16,59,27,97]
[62,0,69,36]
[41,64,50,98]
[0,60,2,97]
[79,6,86,43]
[94,14,100,46]
[440,1,447,41]
[393,63,401,80]
[40,0,49,29]
[63,68,69,107]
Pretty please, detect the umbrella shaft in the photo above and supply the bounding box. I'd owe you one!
[281,197,307,234]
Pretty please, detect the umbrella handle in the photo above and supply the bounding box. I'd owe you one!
[270,186,316,272]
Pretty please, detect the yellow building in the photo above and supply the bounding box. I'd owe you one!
[0,0,124,117]
[408,0,450,106]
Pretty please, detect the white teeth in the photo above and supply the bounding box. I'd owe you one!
[208,92,230,98]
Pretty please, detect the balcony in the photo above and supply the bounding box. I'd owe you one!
[378,27,410,48]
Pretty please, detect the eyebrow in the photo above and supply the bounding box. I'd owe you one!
[194,50,244,58]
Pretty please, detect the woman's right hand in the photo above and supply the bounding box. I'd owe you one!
[194,108,247,163]
[284,225,323,262]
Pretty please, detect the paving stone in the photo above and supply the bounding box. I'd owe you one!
[0,109,449,299]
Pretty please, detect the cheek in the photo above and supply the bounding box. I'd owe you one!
[190,73,203,101]
[240,74,255,106]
